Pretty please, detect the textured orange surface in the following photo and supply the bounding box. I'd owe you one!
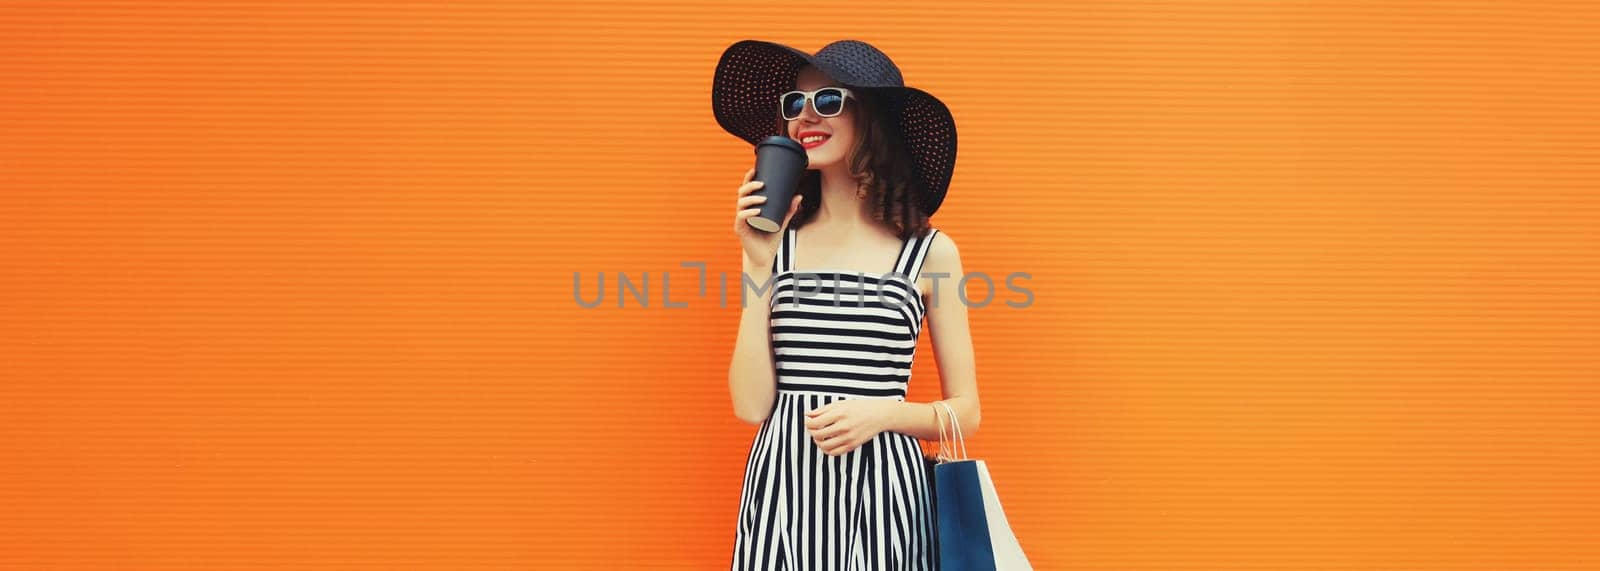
[2,1,1597,569]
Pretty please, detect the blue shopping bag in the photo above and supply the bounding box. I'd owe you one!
[931,401,1032,570]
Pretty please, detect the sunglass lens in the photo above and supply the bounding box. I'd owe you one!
[815,89,844,116]
[782,92,806,120]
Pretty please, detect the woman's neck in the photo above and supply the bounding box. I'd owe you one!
[810,162,875,230]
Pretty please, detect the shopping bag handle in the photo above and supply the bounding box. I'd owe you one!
[934,400,968,463]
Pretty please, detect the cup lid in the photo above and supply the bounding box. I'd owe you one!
[756,135,806,152]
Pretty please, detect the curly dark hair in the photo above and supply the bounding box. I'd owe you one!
[774,85,933,242]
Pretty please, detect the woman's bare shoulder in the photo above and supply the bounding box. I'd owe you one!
[923,228,961,272]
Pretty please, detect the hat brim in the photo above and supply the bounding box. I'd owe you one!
[711,40,813,146]
[711,40,956,217]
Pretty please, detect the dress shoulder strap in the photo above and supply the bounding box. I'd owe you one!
[892,227,941,283]
[772,227,796,274]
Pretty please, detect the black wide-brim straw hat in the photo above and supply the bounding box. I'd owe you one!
[712,39,957,218]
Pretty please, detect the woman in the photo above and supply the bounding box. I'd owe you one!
[714,39,980,570]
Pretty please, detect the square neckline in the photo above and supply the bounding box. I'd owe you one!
[778,226,926,303]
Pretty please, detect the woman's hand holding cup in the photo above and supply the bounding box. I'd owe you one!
[734,166,802,277]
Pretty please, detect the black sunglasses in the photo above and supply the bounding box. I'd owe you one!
[780,87,855,121]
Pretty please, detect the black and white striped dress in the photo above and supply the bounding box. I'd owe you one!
[732,226,941,570]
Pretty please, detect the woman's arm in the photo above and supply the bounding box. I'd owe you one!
[728,258,780,424]
[880,230,982,441]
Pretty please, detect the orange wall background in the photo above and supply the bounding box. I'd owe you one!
[2,1,1597,569]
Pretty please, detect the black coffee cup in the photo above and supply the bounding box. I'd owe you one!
[746,136,809,232]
